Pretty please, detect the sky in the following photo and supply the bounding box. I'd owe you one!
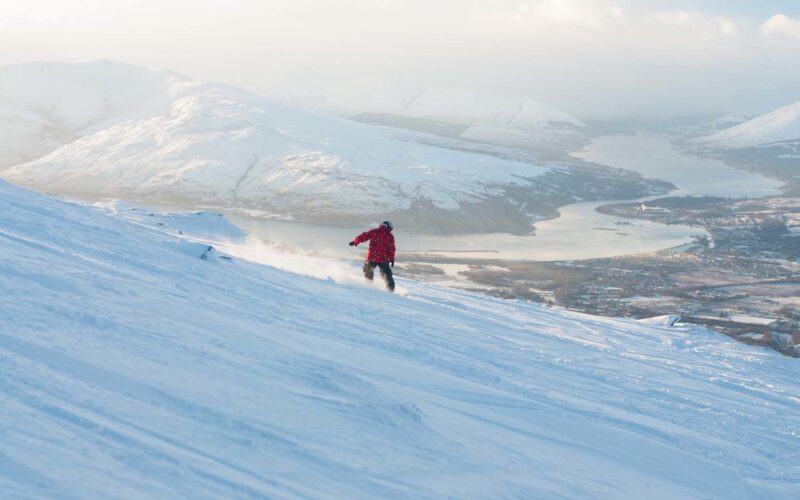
[1,0,799,120]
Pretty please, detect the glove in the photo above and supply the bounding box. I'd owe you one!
[348,241,356,247]
[390,260,394,268]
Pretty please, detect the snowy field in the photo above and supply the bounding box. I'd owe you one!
[1,180,799,498]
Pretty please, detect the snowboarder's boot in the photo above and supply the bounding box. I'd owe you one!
[363,261,375,281]
[363,261,395,291]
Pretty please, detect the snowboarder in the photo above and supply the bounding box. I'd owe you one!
[349,221,396,291]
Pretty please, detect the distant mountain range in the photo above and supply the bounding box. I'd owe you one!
[277,87,583,128]
[280,87,585,153]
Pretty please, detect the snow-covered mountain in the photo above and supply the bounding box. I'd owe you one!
[0,61,557,231]
[0,61,669,234]
[700,100,800,148]
[394,90,586,153]
[2,179,799,497]
[398,88,583,129]
[279,87,583,128]
[283,87,585,152]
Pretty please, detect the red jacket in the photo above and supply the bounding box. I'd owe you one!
[352,226,395,263]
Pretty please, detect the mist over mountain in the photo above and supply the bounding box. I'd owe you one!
[0,61,174,167]
[278,87,586,154]
[279,87,583,127]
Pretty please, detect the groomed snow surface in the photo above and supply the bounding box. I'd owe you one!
[2,180,799,499]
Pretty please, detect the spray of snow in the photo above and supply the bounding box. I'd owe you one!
[93,200,407,293]
[216,235,410,295]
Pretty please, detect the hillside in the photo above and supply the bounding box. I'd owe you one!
[0,61,672,234]
[1,180,799,498]
[701,100,800,148]
[0,61,558,233]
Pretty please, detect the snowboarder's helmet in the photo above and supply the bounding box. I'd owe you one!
[381,220,394,230]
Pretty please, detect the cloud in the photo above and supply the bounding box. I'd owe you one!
[761,14,800,39]
[2,0,798,120]
[656,10,737,37]
[510,0,625,30]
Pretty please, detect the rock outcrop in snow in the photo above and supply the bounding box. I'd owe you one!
[699,100,800,148]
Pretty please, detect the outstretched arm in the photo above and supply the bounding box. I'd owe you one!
[350,229,375,246]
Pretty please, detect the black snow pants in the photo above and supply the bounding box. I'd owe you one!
[363,261,395,291]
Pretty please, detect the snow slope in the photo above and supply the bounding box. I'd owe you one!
[700,100,800,148]
[2,180,799,498]
[1,61,549,223]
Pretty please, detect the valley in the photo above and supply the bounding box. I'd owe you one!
[395,134,800,356]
